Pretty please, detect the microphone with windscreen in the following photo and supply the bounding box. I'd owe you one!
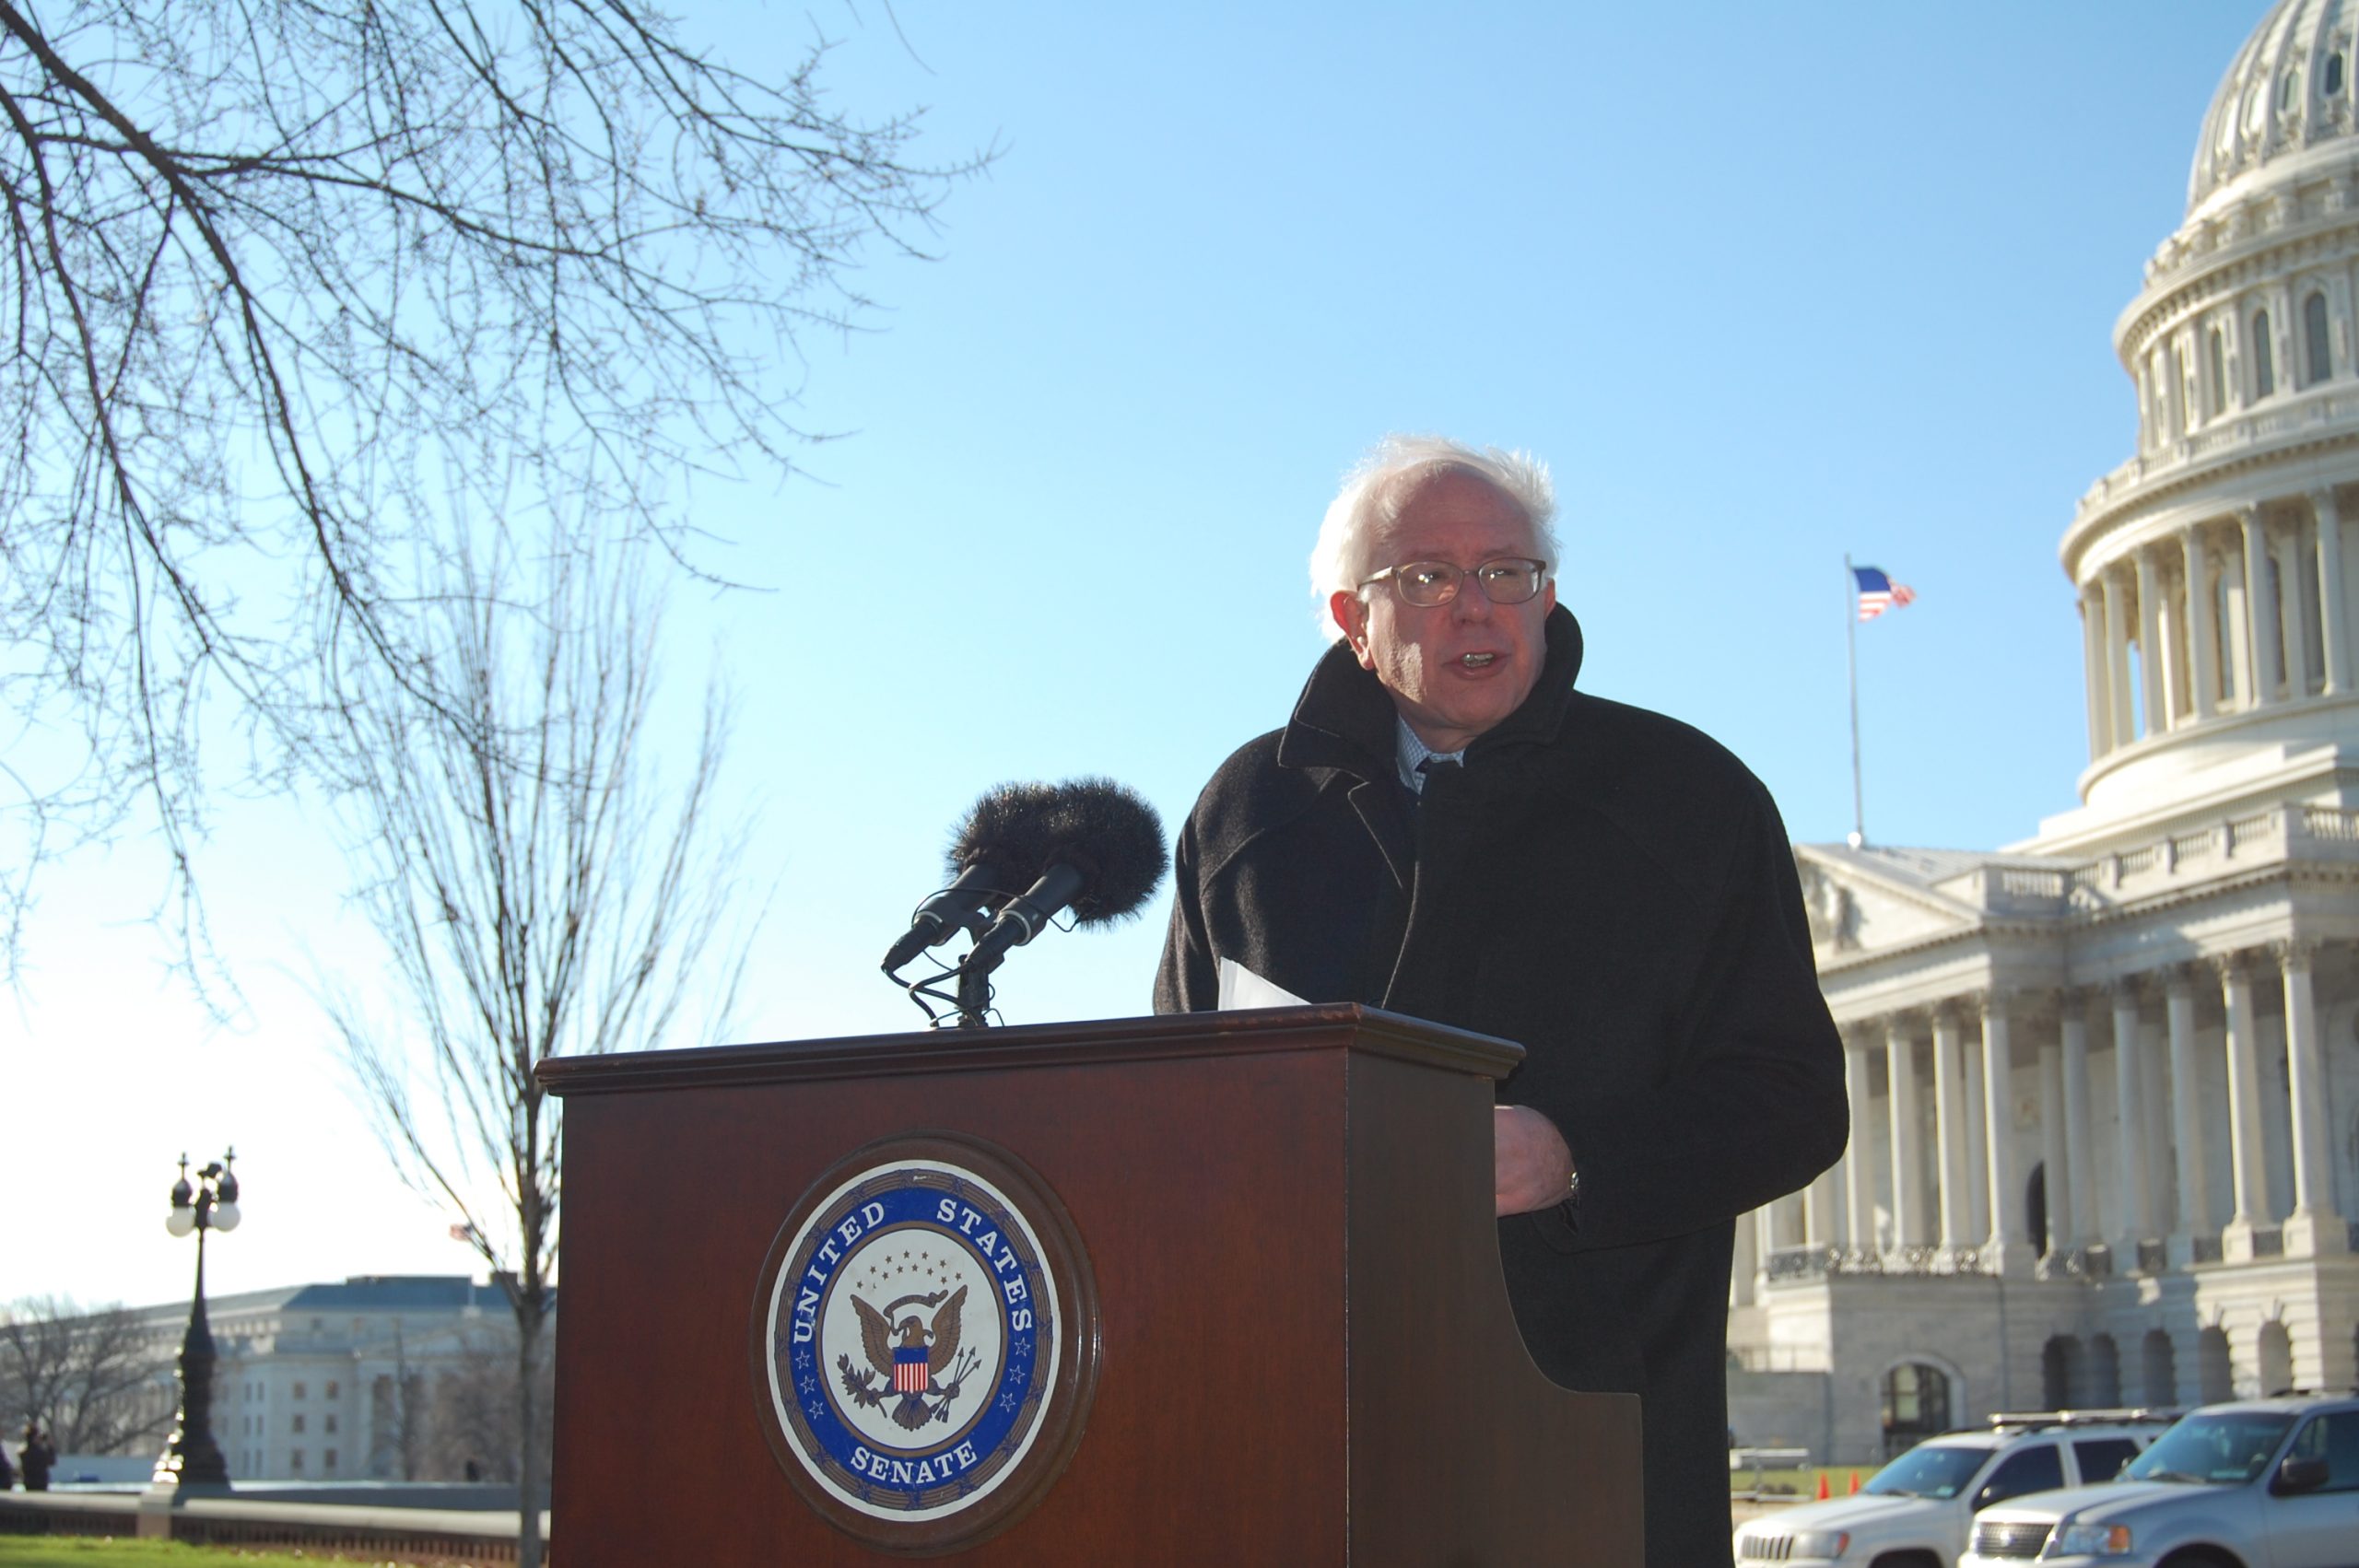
[958,778,1169,982]
[880,781,1068,976]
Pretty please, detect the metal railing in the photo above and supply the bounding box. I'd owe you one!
[1761,1228,2348,1282]
[1931,803,2359,921]
[2036,1245,2114,1281]
[0,1492,543,1565]
[1764,1244,1989,1281]
[2076,386,2359,519]
[1998,867,2070,899]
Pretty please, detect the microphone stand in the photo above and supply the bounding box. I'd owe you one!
[954,960,993,1029]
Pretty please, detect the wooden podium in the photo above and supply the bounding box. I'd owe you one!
[537,1003,1641,1564]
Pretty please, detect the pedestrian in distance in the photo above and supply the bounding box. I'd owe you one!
[18,1422,53,1491]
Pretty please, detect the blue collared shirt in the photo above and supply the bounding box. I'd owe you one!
[1395,719,1465,794]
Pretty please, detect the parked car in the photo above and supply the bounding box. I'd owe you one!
[1733,1410,2171,1568]
[1957,1391,2359,1566]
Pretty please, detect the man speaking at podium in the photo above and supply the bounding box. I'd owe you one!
[1155,435,1848,1566]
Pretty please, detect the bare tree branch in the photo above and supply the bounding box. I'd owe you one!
[0,0,980,979]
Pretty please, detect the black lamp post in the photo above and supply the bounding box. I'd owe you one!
[152,1149,241,1490]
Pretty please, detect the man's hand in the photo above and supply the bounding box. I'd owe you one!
[1494,1104,1576,1216]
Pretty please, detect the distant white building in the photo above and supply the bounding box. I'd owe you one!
[110,1275,540,1482]
[1731,0,2359,1465]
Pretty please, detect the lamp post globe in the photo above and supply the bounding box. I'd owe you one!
[152,1148,241,1492]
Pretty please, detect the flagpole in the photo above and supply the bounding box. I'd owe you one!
[1845,554,1864,848]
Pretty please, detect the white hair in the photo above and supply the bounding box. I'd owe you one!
[1307,434,1559,641]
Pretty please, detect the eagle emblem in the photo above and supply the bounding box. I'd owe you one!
[839,1285,979,1430]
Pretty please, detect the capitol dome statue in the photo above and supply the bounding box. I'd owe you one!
[1733,0,2359,1467]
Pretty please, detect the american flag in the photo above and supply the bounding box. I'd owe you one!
[894,1347,931,1395]
[1852,566,1916,621]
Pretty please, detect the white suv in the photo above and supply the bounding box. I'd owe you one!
[1958,1392,2359,1567]
[1734,1412,2171,1568]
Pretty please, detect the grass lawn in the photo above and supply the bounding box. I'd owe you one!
[0,1542,403,1566]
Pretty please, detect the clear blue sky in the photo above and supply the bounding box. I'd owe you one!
[5,1,2262,1310]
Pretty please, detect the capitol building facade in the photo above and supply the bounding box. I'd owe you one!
[1731,0,2359,1464]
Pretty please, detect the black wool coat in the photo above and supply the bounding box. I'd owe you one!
[1154,606,1848,1568]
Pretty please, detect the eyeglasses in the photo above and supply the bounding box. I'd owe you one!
[1357,557,1548,608]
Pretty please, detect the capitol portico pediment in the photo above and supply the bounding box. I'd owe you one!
[1794,848,1988,964]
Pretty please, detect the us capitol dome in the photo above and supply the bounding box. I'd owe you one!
[2068,0,2359,827]
[1731,0,2359,1470]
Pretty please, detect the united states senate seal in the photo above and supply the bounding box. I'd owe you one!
[749,1133,1099,1555]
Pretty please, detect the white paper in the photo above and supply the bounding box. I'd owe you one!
[1215,956,1309,1010]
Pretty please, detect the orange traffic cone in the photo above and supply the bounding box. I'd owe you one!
[1848,1471,1861,1494]
[1816,1473,1831,1500]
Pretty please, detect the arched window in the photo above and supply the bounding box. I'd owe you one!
[2259,1321,2294,1395]
[2305,290,2332,383]
[2141,1328,2177,1406]
[1882,1363,1953,1459]
[2330,52,2347,99]
[2198,1326,2233,1402]
[2090,1334,2124,1406]
[2026,1163,2048,1256]
[2255,310,2276,396]
[2282,67,2303,114]
[2042,1336,2083,1409]
[2208,326,2227,416]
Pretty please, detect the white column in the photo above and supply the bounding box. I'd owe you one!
[2243,507,2283,704]
[2103,568,2138,741]
[2039,1038,2070,1261]
[2083,587,2115,755]
[1887,1019,1927,1249]
[2060,1000,2097,1254]
[1844,1039,1875,1250]
[1962,1016,1989,1244]
[2185,525,2220,720]
[2165,968,2212,1261]
[2110,984,2154,1259]
[1932,1008,1972,1250]
[2136,546,2169,731]
[2277,523,2316,695]
[2225,538,2255,708]
[1804,1164,1836,1252]
[2313,488,2350,694]
[1980,996,2030,1273]
[2219,954,2273,1259]
[2278,942,2349,1256]
[1731,1202,1759,1306]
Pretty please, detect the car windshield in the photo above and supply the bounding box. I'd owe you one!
[2123,1412,2295,1485]
[1863,1444,1989,1499]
